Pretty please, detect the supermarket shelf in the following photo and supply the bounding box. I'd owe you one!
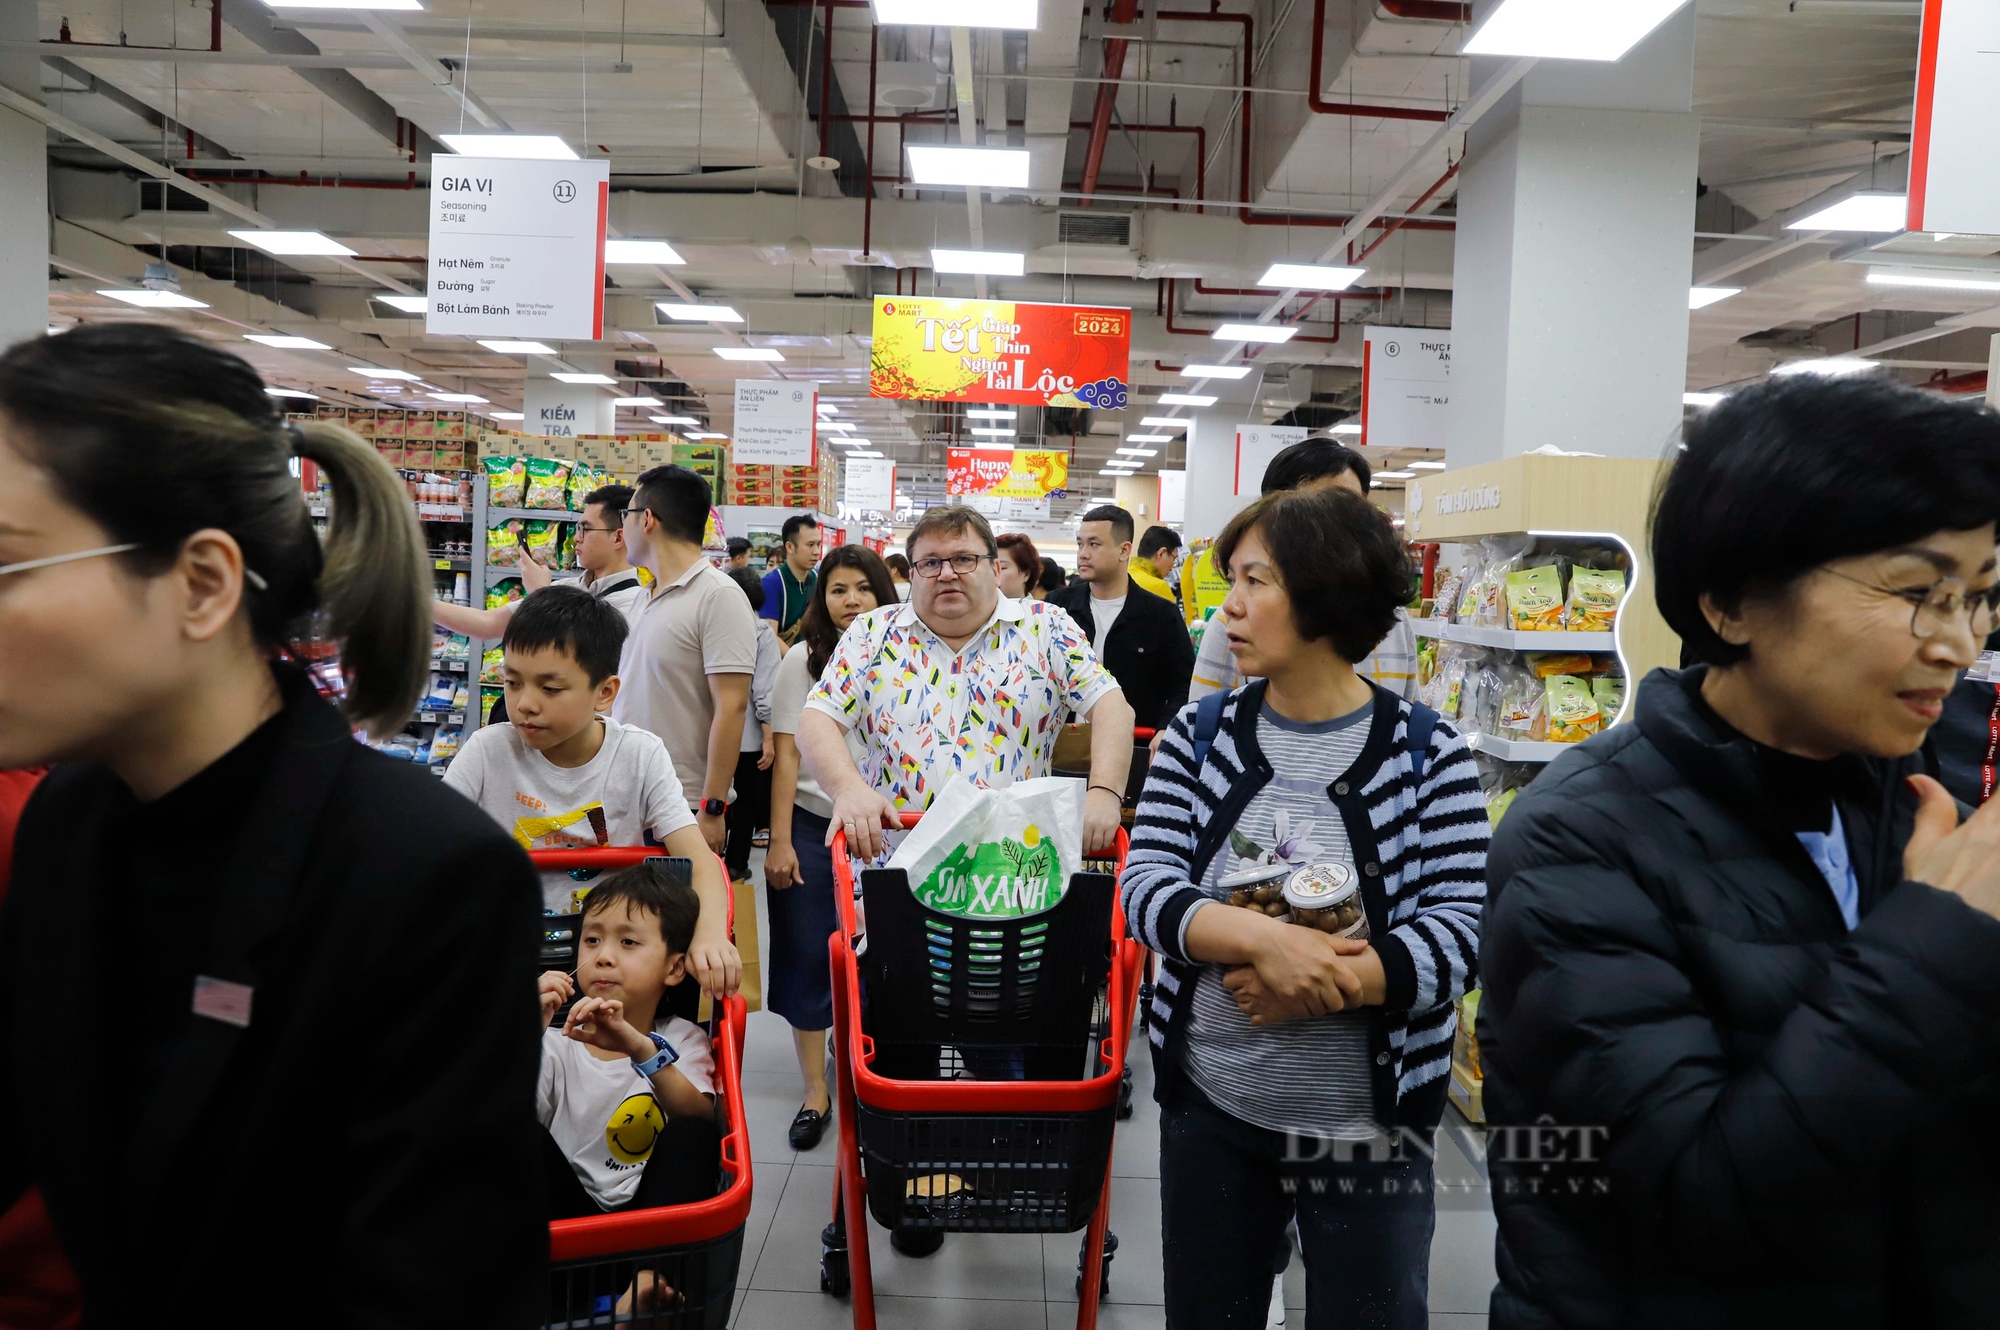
[1412,619,1616,652]
[488,506,582,523]
[1465,733,1579,764]
[429,556,472,571]
[430,658,469,673]
[413,709,466,725]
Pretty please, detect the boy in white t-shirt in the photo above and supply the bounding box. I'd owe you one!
[445,586,740,997]
[536,862,720,1216]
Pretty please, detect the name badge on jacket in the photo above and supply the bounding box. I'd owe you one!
[192,975,254,1028]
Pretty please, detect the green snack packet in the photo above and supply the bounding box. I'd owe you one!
[1565,567,1626,632]
[483,455,526,508]
[1545,674,1601,743]
[1506,565,1565,631]
[1591,675,1627,720]
[522,519,561,566]
[524,456,572,510]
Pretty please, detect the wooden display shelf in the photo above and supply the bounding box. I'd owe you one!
[1404,453,1680,682]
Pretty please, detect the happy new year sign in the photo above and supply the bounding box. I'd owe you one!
[871,297,1130,409]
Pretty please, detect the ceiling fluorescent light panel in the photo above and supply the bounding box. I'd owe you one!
[658,303,743,322]
[873,0,1038,30]
[479,339,555,354]
[438,134,579,160]
[1787,192,1908,233]
[1181,364,1253,380]
[906,145,1032,189]
[1259,263,1366,291]
[98,288,207,308]
[714,347,784,361]
[932,248,1026,276]
[1213,324,1296,344]
[374,294,428,312]
[244,334,331,350]
[1157,392,1216,406]
[1463,0,1692,62]
[228,229,356,257]
[1688,286,1741,310]
[604,240,685,265]
[551,372,617,384]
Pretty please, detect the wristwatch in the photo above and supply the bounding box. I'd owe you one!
[632,1030,679,1078]
[702,797,727,817]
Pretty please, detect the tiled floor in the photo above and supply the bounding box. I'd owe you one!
[722,852,1497,1328]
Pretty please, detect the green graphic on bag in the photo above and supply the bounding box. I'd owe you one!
[911,827,1065,918]
[887,776,1085,920]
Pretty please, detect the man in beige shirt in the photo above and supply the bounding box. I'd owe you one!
[613,465,756,854]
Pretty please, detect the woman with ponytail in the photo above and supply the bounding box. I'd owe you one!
[0,325,547,1325]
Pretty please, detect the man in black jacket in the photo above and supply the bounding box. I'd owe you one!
[1048,504,1195,731]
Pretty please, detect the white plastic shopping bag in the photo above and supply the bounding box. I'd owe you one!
[887,775,1084,919]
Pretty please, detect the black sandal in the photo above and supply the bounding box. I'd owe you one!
[789,1104,830,1150]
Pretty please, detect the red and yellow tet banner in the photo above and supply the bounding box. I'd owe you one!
[871,297,1131,408]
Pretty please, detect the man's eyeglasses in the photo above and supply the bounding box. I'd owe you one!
[616,507,644,522]
[576,524,621,535]
[912,553,994,579]
[1820,567,2000,640]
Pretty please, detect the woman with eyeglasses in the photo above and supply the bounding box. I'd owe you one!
[1480,375,2000,1328]
[0,326,548,1323]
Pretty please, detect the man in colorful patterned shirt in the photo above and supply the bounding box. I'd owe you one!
[798,505,1135,862]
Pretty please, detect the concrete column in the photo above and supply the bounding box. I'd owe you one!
[1113,474,1160,526]
[0,2,48,351]
[1446,6,1698,467]
[1181,405,1252,541]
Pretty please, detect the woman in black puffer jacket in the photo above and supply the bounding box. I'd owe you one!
[1480,375,2000,1330]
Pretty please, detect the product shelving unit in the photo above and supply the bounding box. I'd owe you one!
[467,476,586,735]
[1405,453,1678,1128]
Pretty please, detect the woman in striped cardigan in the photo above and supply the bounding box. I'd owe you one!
[1120,486,1489,1330]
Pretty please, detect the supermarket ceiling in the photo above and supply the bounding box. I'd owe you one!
[16,0,1990,499]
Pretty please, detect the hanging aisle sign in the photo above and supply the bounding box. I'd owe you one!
[1233,425,1305,496]
[1908,0,2000,234]
[1361,327,1451,451]
[871,297,1130,408]
[844,457,896,512]
[425,157,610,340]
[732,380,819,466]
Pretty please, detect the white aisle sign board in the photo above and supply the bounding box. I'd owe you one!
[1909,0,2000,235]
[844,457,897,512]
[1362,327,1450,451]
[426,157,609,340]
[1233,425,1306,496]
[1158,468,1187,524]
[732,380,819,466]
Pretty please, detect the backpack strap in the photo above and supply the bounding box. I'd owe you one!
[1404,701,1440,788]
[1188,689,1228,774]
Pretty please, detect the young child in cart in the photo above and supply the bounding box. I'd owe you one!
[538,865,722,1319]
[536,863,721,1217]
[445,585,739,996]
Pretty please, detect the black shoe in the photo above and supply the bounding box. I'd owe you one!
[891,1227,945,1258]
[789,1105,830,1151]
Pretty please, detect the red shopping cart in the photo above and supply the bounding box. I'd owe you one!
[820,814,1145,1330]
[530,847,754,1330]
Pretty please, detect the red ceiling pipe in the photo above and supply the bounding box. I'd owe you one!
[1309,0,1453,122]
[210,0,222,51]
[1383,0,1472,20]
[1163,278,1342,341]
[1078,0,1146,205]
[1345,161,1459,265]
[1070,119,1206,210]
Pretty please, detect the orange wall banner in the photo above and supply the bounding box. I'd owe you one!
[947,447,1071,498]
[872,297,1131,408]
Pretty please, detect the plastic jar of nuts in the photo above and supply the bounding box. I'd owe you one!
[1282,863,1369,940]
[1220,861,1293,917]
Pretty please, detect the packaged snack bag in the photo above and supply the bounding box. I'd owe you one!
[479,646,505,685]
[1507,566,1565,631]
[480,686,502,723]
[1545,674,1602,743]
[1525,651,1594,678]
[486,519,524,566]
[1591,674,1627,721]
[1564,567,1627,632]
[885,775,1084,919]
[559,524,578,570]
[1486,786,1520,826]
[522,520,561,567]
[524,456,572,510]
[483,455,526,508]
[484,577,523,611]
[1498,666,1548,741]
[566,464,597,512]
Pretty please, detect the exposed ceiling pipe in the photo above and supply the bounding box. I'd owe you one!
[1077,0,1144,205]
[1310,0,1453,122]
[0,82,416,295]
[1379,0,1472,21]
